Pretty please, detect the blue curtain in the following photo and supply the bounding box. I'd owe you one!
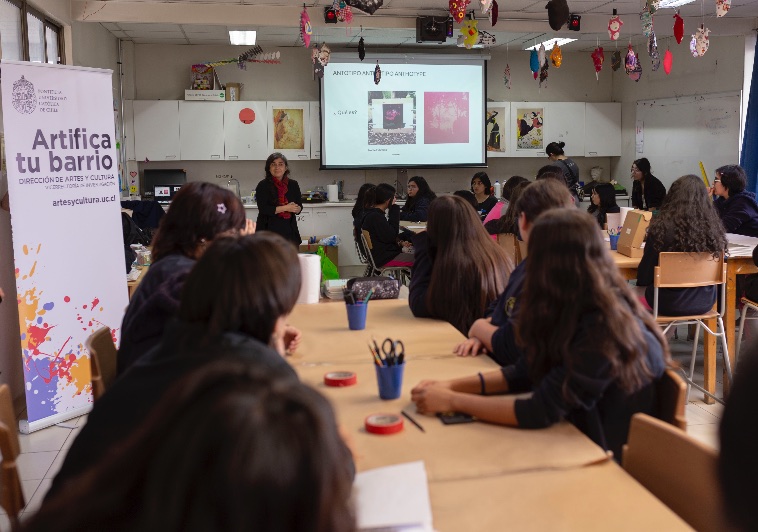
[742,36,758,193]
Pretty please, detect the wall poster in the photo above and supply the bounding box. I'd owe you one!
[515,107,544,151]
[266,101,311,160]
[486,103,510,157]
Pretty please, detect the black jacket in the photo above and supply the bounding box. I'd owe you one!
[255,178,303,245]
[631,175,666,210]
[486,260,527,366]
[713,191,758,237]
[476,195,498,221]
[399,196,432,222]
[361,205,401,267]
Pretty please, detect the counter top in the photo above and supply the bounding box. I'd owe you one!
[243,201,356,208]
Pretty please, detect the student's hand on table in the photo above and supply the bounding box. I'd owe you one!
[411,384,456,416]
[283,325,302,354]
[453,338,484,357]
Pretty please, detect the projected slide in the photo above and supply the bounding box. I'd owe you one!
[320,55,486,169]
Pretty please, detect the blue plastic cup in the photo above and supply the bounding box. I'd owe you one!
[374,362,405,400]
[609,234,620,251]
[346,302,368,330]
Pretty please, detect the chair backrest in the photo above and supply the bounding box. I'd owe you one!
[0,384,24,520]
[655,368,687,430]
[361,231,379,273]
[623,413,724,532]
[85,327,118,401]
[654,252,726,288]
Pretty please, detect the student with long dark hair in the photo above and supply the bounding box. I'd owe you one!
[255,152,303,245]
[485,181,529,235]
[482,176,530,229]
[360,183,414,268]
[711,164,758,237]
[400,176,436,222]
[352,182,375,243]
[412,209,669,459]
[631,158,666,211]
[637,175,727,315]
[471,171,497,220]
[409,195,511,334]
[118,181,251,374]
[49,233,304,499]
[28,359,355,532]
[587,182,621,228]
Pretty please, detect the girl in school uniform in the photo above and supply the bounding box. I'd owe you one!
[631,158,667,211]
[637,174,727,315]
[412,208,669,459]
[471,172,498,221]
[359,183,414,268]
[587,182,621,228]
[399,175,436,222]
[711,164,758,237]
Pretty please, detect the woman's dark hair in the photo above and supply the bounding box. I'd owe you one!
[492,181,530,234]
[648,174,727,258]
[264,152,290,181]
[364,183,396,207]
[404,176,437,213]
[587,183,619,214]
[502,176,529,202]
[471,172,492,195]
[352,182,375,218]
[453,190,478,210]
[425,195,510,333]
[515,179,574,224]
[536,164,566,183]
[151,181,247,262]
[517,209,670,392]
[546,141,566,156]
[716,164,748,196]
[633,158,652,178]
[179,232,301,345]
[23,359,356,532]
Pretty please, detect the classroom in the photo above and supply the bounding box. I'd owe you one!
[0,0,757,529]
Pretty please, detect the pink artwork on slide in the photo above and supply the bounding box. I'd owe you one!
[424,92,469,144]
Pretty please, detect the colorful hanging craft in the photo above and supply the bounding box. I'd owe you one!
[690,25,710,57]
[480,0,493,13]
[608,13,623,40]
[374,60,381,84]
[193,46,281,71]
[339,1,354,30]
[663,48,673,74]
[551,44,563,67]
[545,0,570,31]
[504,63,511,89]
[716,0,731,17]
[538,44,549,88]
[646,0,658,15]
[648,31,660,71]
[300,8,312,48]
[312,43,331,79]
[591,46,604,80]
[625,44,642,82]
[460,19,479,49]
[529,49,539,80]
[640,10,653,37]
[477,30,496,47]
[358,37,366,61]
[449,0,470,23]
[489,0,499,25]
[611,50,622,71]
[673,11,684,44]
[345,0,383,14]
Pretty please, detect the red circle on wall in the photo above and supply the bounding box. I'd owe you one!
[239,108,256,124]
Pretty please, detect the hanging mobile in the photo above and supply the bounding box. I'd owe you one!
[374,60,381,84]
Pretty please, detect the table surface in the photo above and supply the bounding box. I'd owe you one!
[287,300,690,531]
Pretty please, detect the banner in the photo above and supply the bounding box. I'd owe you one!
[1,61,128,433]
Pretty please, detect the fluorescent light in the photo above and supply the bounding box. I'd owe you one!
[657,0,696,7]
[524,38,577,51]
[229,31,257,45]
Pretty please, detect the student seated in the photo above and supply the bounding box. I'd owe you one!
[485,181,529,236]
[360,183,414,268]
[26,359,355,532]
[711,164,758,237]
[482,176,529,228]
[631,158,666,211]
[409,196,511,334]
[118,181,253,374]
[400,176,436,222]
[471,172,498,221]
[637,175,727,315]
[536,165,579,205]
[587,182,621,229]
[453,190,478,211]
[456,180,574,365]
[352,182,375,248]
[48,232,303,500]
[412,209,669,459]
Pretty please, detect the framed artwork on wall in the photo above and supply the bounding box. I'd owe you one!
[486,103,510,158]
[266,101,311,161]
[514,106,545,155]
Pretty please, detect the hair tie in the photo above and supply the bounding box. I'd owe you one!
[217,203,227,214]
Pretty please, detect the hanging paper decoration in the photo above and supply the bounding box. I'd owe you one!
[648,31,660,71]
[460,19,479,49]
[480,0,493,13]
[663,48,673,74]
[716,0,731,16]
[340,3,354,29]
[625,44,642,82]
[358,37,365,61]
[545,0,570,31]
[504,64,512,89]
[345,0,383,15]
[538,44,548,87]
[591,47,604,80]
[673,12,684,44]
[691,25,710,57]
[193,47,281,71]
[312,43,331,79]
[489,0,499,25]
[300,8,312,48]
[374,60,381,84]
[608,14,623,40]
[477,30,496,47]
[449,0,470,23]
[640,10,653,37]
[538,44,546,73]
[611,50,622,71]
[550,44,563,67]
[529,49,540,80]
[645,0,658,15]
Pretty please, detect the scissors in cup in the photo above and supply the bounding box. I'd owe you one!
[381,338,405,366]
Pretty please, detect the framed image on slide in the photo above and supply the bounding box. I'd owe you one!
[266,101,311,161]
[486,103,510,158]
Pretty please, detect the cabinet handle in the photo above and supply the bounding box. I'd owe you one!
[297,154,308,159]
[228,155,238,160]
[166,155,176,159]
[211,155,220,159]
[588,151,597,156]
[316,211,327,216]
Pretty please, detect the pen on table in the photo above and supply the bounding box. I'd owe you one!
[402,410,426,433]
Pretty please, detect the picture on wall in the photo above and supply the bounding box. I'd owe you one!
[368,91,417,146]
[515,107,544,150]
[424,92,470,144]
[272,107,305,150]
[486,106,506,153]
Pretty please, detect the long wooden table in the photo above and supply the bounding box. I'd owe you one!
[287,300,691,530]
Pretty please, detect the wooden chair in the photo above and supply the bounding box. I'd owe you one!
[0,384,24,526]
[655,368,687,431]
[354,239,374,277]
[736,296,758,364]
[652,252,732,404]
[361,230,411,285]
[622,413,724,532]
[85,327,118,401]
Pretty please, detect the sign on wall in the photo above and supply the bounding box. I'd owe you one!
[0,61,128,433]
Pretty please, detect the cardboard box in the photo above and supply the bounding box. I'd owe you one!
[184,90,226,101]
[299,237,339,268]
[617,209,652,258]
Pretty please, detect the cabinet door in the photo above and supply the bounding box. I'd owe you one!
[133,100,180,161]
[584,103,621,156]
[310,101,321,160]
[311,206,361,267]
[224,101,268,160]
[267,101,311,162]
[544,102,585,156]
[296,207,313,238]
[179,101,225,160]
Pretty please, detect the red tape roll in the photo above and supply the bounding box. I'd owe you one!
[324,371,357,387]
[365,413,404,435]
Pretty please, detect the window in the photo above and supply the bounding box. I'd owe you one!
[0,0,23,61]
[0,0,63,63]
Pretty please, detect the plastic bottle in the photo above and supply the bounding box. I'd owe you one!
[493,180,501,199]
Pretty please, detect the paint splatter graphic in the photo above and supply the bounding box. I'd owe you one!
[423,92,470,144]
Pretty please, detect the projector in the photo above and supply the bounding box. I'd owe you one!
[416,17,447,43]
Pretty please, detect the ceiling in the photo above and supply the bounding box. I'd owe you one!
[75,0,758,52]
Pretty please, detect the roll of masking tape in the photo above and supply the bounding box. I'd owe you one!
[324,371,357,387]
[365,413,404,435]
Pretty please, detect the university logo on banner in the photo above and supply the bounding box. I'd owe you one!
[1,61,128,433]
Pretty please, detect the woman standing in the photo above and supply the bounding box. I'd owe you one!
[400,176,436,222]
[630,158,666,211]
[471,171,497,221]
[711,164,758,237]
[255,152,303,245]
[587,183,621,228]
[546,141,581,198]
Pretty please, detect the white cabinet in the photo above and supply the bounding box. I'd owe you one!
[133,100,180,161]
[584,103,622,156]
[179,101,225,160]
[296,207,314,236]
[310,205,360,267]
[545,102,585,156]
[310,101,321,160]
[223,101,269,160]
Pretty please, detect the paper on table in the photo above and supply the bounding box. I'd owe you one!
[726,233,758,257]
[353,461,434,532]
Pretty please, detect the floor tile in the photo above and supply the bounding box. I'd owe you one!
[76,414,88,427]
[20,479,41,505]
[16,451,57,481]
[687,423,720,450]
[685,403,720,426]
[45,448,67,479]
[18,426,72,454]
[61,425,82,451]
[22,478,51,516]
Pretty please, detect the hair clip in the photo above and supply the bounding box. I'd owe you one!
[217,203,227,214]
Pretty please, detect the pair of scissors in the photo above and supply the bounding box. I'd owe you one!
[381,338,405,366]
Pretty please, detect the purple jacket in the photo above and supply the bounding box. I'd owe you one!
[714,191,758,237]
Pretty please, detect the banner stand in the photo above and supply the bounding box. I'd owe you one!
[19,405,92,435]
